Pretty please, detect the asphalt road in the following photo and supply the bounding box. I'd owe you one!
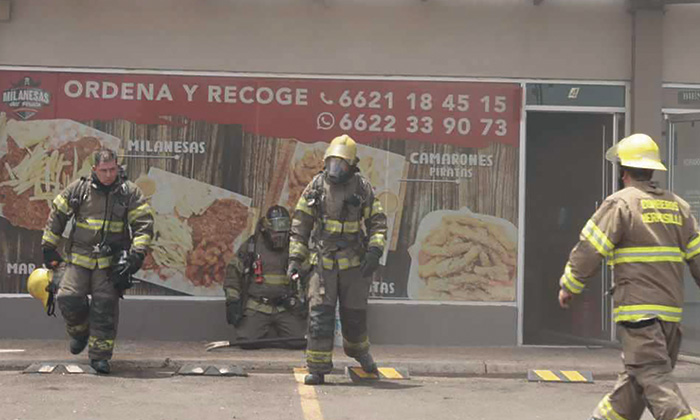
[1,370,698,420]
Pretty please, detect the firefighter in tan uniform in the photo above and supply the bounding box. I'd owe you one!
[223,205,307,349]
[41,149,153,374]
[558,134,700,420]
[289,134,388,385]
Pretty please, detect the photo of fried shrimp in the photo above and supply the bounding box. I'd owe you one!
[414,212,517,301]
[285,146,324,209]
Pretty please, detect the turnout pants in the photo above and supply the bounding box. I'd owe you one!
[305,265,371,374]
[592,320,696,420]
[235,309,307,349]
[56,264,120,360]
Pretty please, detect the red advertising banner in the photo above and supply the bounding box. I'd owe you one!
[0,72,520,147]
[0,70,521,302]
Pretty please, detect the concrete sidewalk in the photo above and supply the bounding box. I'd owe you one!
[2,339,700,379]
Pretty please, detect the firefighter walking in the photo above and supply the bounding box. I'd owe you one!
[39,149,153,374]
[223,205,307,349]
[558,134,700,420]
[289,134,387,385]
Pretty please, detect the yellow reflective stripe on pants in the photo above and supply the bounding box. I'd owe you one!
[262,274,291,286]
[42,230,61,246]
[673,414,697,420]
[76,218,124,233]
[69,253,112,270]
[582,219,614,257]
[368,233,385,249]
[88,336,114,351]
[560,263,584,294]
[128,203,153,224]
[53,195,71,214]
[323,219,360,234]
[371,198,384,216]
[611,246,685,265]
[289,240,310,260]
[132,234,151,248]
[306,350,332,363]
[295,196,314,216]
[321,255,361,270]
[599,395,628,420]
[686,233,700,259]
[613,304,683,323]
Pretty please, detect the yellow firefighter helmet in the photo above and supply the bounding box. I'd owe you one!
[323,134,358,164]
[605,133,667,171]
[27,268,53,310]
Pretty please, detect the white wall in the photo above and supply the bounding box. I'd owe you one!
[663,5,700,84]
[0,0,631,80]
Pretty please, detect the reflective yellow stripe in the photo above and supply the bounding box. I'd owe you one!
[611,246,685,265]
[600,395,628,420]
[76,219,124,233]
[88,336,114,351]
[581,219,614,257]
[673,414,696,420]
[128,203,153,224]
[534,370,561,381]
[686,234,700,260]
[262,274,291,286]
[53,195,70,214]
[323,219,360,233]
[614,304,683,323]
[371,198,384,216]
[368,233,386,248]
[306,350,333,363]
[69,254,112,270]
[132,234,151,248]
[343,337,369,352]
[295,196,314,217]
[289,240,310,259]
[320,255,362,270]
[560,263,584,294]
[42,230,61,246]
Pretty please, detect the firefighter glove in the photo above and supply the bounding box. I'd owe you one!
[226,299,244,326]
[361,247,382,277]
[42,246,63,269]
[126,251,145,274]
[287,259,303,280]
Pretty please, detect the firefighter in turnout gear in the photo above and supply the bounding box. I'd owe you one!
[41,149,154,374]
[558,134,700,420]
[289,134,388,385]
[223,205,307,349]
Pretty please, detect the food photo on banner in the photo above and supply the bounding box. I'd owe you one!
[0,71,521,302]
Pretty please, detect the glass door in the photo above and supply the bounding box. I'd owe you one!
[668,112,700,355]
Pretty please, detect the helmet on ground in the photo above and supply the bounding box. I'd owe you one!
[261,205,291,250]
[27,268,53,310]
[605,133,667,171]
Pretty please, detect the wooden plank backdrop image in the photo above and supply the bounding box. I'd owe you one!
[1,117,518,301]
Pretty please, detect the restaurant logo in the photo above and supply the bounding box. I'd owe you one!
[2,76,51,120]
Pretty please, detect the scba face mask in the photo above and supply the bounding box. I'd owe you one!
[325,157,352,184]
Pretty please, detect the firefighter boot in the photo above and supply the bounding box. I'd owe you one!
[356,353,378,374]
[69,336,88,355]
[304,373,325,385]
[90,359,111,374]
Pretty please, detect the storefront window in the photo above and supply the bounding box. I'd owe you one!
[669,113,700,354]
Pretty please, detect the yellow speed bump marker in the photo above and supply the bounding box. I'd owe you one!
[346,366,410,382]
[528,369,594,383]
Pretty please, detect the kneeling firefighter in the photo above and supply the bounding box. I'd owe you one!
[223,205,307,349]
[288,134,388,385]
[35,148,154,374]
